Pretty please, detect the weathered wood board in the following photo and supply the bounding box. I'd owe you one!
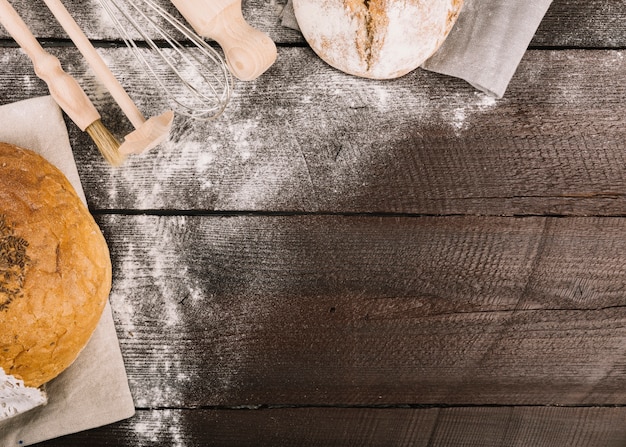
[92,214,626,407]
[1,47,624,216]
[2,0,626,48]
[1,0,625,445]
[39,407,626,447]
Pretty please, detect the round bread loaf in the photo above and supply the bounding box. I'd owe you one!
[0,142,111,389]
[293,0,464,79]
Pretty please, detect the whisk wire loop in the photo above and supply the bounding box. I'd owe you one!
[95,0,232,120]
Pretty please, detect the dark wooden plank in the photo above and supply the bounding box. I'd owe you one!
[91,214,626,407]
[0,3,622,446]
[532,0,626,48]
[1,47,624,216]
[35,406,626,447]
[3,0,626,48]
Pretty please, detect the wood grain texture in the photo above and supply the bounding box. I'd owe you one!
[36,407,626,447]
[1,0,625,48]
[1,47,624,215]
[532,0,626,48]
[1,2,625,445]
[91,214,626,407]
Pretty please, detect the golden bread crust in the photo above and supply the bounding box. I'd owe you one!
[0,142,111,387]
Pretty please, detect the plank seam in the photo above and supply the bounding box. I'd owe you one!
[129,403,626,412]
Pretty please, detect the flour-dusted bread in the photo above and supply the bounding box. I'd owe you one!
[0,142,111,419]
[293,0,464,79]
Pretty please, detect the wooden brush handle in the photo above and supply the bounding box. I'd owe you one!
[170,0,277,81]
[0,0,99,131]
[41,0,146,129]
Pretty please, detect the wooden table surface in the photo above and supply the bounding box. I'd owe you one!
[2,1,626,445]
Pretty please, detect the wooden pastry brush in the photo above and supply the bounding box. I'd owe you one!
[41,0,174,156]
[0,0,125,166]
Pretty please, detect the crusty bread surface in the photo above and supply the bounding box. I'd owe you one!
[0,142,111,388]
[293,0,464,79]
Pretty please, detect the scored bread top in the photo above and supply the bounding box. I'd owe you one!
[294,0,464,79]
[0,142,111,388]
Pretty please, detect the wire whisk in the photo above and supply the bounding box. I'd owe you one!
[96,0,233,121]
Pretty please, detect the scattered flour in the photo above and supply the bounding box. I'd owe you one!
[602,50,624,68]
[92,1,120,37]
[109,214,257,410]
[108,216,195,411]
[129,409,186,447]
[325,78,498,137]
[109,251,140,335]
[375,86,390,109]
[447,91,498,134]
[104,109,315,211]
[196,150,216,171]
[452,107,466,131]
[21,74,35,91]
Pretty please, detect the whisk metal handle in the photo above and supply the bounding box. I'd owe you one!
[170,0,277,81]
[0,0,99,131]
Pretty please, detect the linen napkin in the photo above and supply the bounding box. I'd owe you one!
[0,96,135,446]
[280,0,553,97]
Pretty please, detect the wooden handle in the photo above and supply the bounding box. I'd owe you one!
[170,0,277,81]
[41,0,146,129]
[0,0,99,131]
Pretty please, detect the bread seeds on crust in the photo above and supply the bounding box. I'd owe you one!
[0,215,30,312]
[293,0,464,79]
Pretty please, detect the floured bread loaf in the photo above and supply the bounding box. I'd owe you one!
[293,0,464,79]
[0,142,111,419]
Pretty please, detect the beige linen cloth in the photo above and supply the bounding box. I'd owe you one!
[0,96,135,446]
[281,0,554,98]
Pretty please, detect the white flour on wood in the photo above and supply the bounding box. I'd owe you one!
[108,215,271,409]
[102,110,316,211]
[128,409,187,447]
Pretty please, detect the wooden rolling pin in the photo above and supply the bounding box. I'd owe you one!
[170,0,277,81]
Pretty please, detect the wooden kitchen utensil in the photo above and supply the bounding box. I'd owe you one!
[0,0,124,165]
[170,0,277,81]
[41,0,174,155]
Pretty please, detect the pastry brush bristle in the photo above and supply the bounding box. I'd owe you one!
[85,120,126,167]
